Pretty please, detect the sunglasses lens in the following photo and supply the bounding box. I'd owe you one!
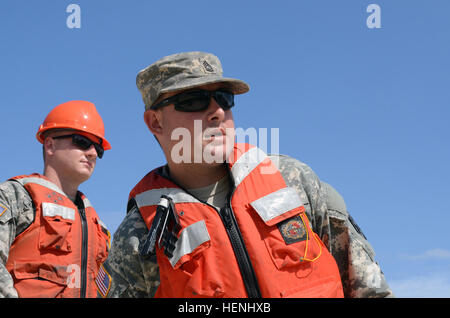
[94,144,104,158]
[175,91,210,112]
[174,90,234,112]
[72,135,91,150]
[72,135,104,158]
[213,91,234,110]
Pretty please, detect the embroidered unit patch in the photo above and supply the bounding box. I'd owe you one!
[277,215,307,245]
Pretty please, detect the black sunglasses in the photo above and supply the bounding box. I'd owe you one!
[52,134,104,159]
[151,89,235,112]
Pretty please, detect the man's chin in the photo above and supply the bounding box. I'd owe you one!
[201,143,232,164]
[76,168,94,183]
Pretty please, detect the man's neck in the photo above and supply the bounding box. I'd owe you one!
[43,167,79,200]
[166,162,229,190]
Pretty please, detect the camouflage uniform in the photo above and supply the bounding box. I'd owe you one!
[0,181,34,298]
[103,51,394,298]
[104,154,394,298]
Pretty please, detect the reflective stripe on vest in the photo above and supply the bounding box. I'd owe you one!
[169,220,210,268]
[250,187,304,226]
[230,146,267,187]
[135,187,201,208]
[42,202,76,220]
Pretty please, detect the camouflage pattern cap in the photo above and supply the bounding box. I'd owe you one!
[136,51,250,110]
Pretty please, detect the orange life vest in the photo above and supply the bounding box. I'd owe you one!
[6,174,110,298]
[130,143,344,298]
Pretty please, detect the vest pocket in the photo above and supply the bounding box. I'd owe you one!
[94,217,110,265]
[163,220,224,297]
[280,276,343,298]
[250,187,322,277]
[263,212,318,275]
[12,262,70,298]
[39,205,74,253]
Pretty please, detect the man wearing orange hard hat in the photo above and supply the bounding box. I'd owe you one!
[0,100,111,298]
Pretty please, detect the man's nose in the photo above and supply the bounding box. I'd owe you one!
[85,144,98,159]
[206,97,226,122]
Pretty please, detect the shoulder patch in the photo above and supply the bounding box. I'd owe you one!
[348,214,368,240]
[0,203,7,218]
[95,264,112,298]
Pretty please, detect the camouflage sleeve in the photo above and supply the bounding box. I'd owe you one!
[273,154,394,298]
[104,203,160,298]
[0,180,35,298]
[321,182,394,297]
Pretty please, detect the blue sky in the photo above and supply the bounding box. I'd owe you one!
[1,1,449,297]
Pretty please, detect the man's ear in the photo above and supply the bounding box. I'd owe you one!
[43,136,56,157]
[143,110,163,136]
[42,136,56,163]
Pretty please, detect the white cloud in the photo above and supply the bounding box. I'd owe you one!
[390,272,450,298]
[400,248,450,261]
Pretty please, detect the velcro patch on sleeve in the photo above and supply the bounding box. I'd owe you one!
[95,264,112,298]
[0,203,7,218]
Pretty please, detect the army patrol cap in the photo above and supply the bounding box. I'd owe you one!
[136,51,250,111]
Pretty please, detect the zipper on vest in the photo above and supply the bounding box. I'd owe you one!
[78,207,88,298]
[219,205,262,298]
[155,166,262,298]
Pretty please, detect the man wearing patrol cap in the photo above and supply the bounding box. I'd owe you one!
[104,52,394,298]
[0,100,112,298]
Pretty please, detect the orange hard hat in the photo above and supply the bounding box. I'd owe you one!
[36,100,111,150]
